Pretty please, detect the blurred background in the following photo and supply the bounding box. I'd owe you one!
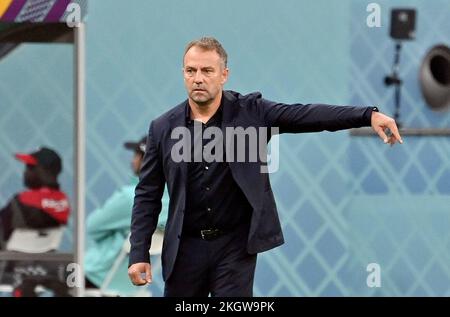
[0,0,449,296]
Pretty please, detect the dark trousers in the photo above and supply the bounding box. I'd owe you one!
[164,225,257,297]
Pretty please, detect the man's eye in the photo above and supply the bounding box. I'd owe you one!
[203,69,213,75]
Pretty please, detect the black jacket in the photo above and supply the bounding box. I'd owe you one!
[129,90,372,281]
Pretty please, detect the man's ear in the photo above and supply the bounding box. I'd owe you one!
[221,67,229,85]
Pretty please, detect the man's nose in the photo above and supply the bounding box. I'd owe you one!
[193,70,204,83]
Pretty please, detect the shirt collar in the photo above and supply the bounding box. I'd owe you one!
[185,93,224,125]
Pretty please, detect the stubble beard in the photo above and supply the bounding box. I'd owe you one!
[190,90,214,107]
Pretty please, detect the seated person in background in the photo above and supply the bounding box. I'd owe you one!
[0,147,70,249]
[84,136,168,294]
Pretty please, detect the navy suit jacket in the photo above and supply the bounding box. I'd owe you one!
[129,90,372,281]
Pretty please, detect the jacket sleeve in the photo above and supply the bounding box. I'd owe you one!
[129,121,166,266]
[86,187,133,241]
[255,94,373,134]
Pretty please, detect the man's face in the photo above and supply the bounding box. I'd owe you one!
[132,152,144,176]
[183,46,228,106]
[24,164,41,189]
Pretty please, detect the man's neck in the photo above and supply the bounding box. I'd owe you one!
[188,91,222,123]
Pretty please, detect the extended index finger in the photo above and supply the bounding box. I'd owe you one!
[374,126,389,143]
[387,120,403,144]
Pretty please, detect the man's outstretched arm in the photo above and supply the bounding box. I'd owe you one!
[255,95,402,145]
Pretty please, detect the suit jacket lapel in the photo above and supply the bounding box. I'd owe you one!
[168,102,188,200]
[222,91,238,161]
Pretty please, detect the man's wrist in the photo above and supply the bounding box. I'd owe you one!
[364,106,379,125]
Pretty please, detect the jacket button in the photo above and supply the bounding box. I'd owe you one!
[178,234,181,239]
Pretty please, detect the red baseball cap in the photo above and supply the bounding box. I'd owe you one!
[14,147,62,175]
[15,153,38,165]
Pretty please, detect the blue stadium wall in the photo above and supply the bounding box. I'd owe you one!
[0,0,449,296]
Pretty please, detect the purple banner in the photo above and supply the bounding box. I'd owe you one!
[1,0,27,21]
[0,0,87,22]
[45,0,71,22]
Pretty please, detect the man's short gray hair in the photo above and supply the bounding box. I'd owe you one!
[183,37,228,68]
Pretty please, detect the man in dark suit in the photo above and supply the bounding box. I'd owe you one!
[128,37,402,296]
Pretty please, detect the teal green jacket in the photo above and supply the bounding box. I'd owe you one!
[84,177,168,295]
